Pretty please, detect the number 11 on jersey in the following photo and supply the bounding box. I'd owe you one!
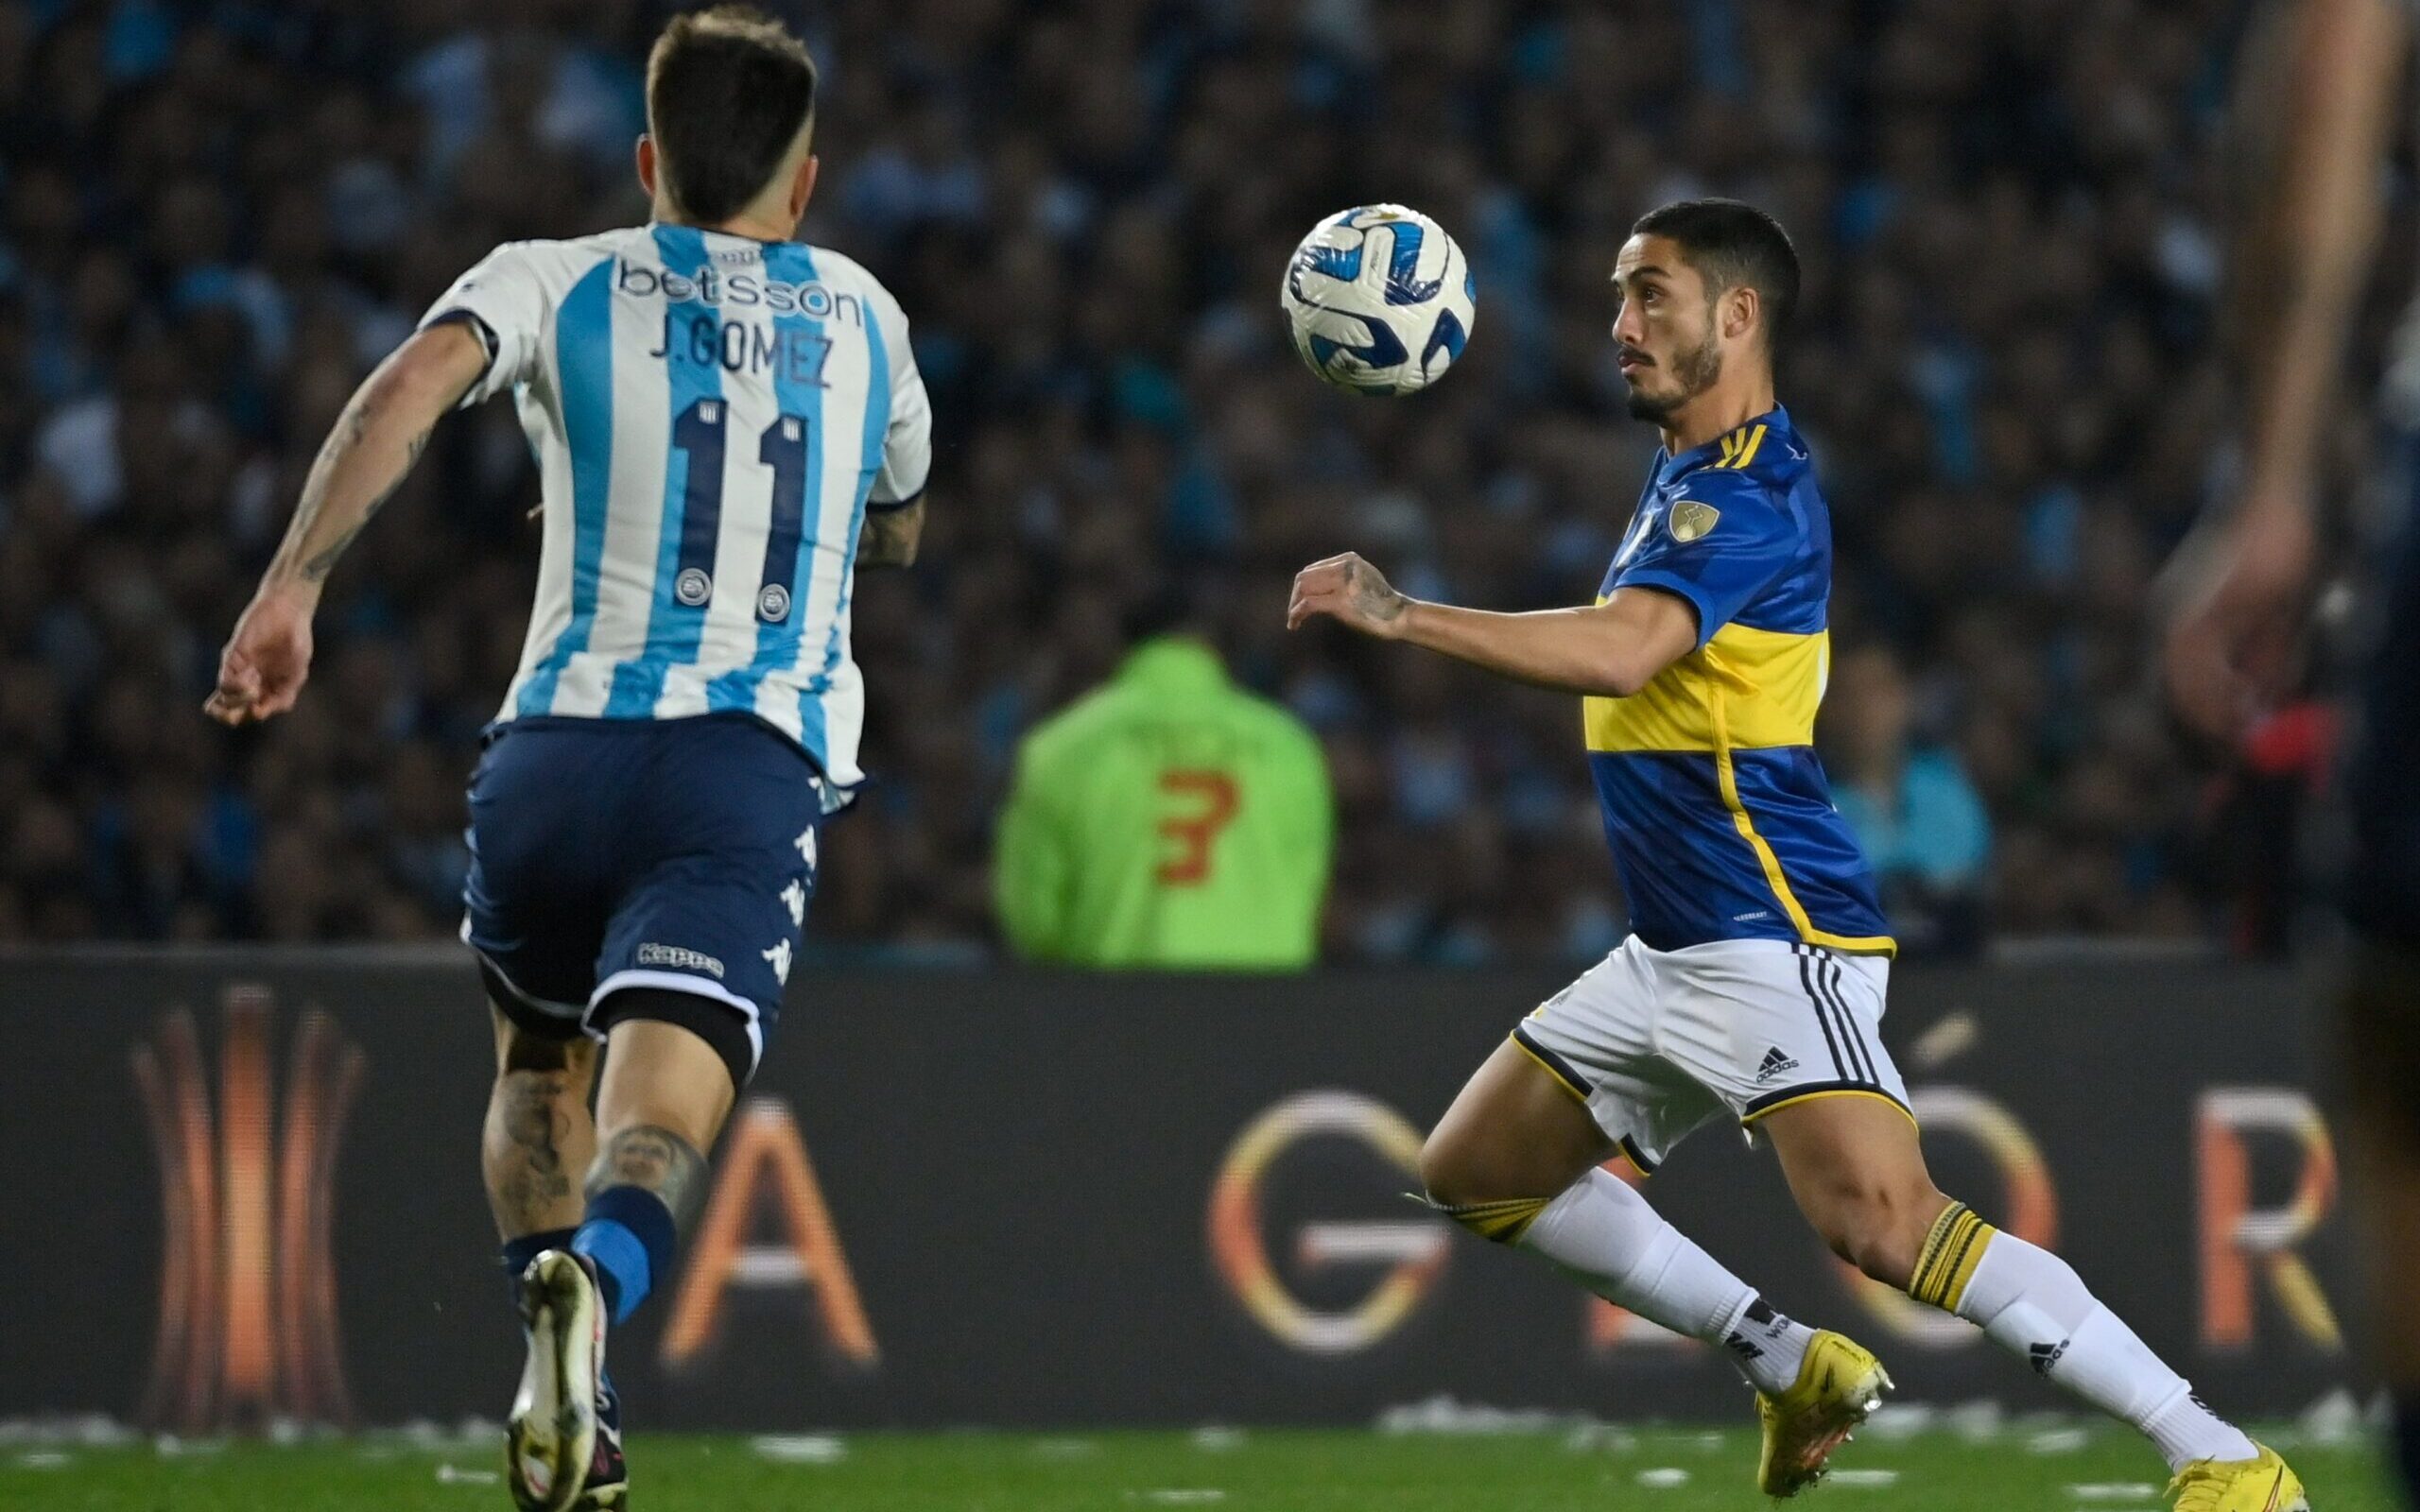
[668,400,813,625]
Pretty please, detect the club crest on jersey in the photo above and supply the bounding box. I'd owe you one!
[1668,500,1720,542]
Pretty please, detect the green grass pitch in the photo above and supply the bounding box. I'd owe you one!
[0,1423,2397,1510]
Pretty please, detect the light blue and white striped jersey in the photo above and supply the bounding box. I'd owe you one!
[420,223,930,806]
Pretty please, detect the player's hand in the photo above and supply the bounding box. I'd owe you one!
[2161,490,2316,740]
[1288,552,1411,638]
[204,584,318,726]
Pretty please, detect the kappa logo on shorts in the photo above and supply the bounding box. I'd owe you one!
[780,878,807,927]
[761,939,794,987]
[1754,1046,1800,1084]
[635,943,725,978]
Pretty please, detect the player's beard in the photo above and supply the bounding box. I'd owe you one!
[1623,324,1723,423]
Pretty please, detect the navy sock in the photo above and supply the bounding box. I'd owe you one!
[2397,1394,2420,1508]
[502,1228,578,1299]
[571,1186,678,1326]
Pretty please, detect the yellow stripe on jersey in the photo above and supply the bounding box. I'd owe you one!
[1713,693,1896,954]
[1584,622,1827,754]
[1583,616,1896,956]
[1729,423,1767,470]
[1712,422,1767,471]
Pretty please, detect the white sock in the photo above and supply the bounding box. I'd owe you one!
[1951,1227,2257,1470]
[1518,1168,1813,1395]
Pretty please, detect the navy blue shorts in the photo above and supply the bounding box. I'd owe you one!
[461,713,826,1084]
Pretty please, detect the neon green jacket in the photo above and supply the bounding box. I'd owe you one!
[994,638,1334,969]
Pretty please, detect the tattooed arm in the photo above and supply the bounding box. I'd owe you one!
[856,496,926,568]
[205,321,489,726]
[1287,551,1698,697]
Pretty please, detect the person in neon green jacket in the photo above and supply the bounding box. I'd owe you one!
[994,626,1334,970]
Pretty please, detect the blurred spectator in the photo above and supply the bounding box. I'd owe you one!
[994,589,1332,969]
[1824,644,1991,957]
[0,0,2340,958]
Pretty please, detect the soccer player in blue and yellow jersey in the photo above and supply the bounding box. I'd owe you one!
[1294,199,2303,1508]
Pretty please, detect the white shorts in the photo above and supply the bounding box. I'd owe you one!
[1511,936,1910,1173]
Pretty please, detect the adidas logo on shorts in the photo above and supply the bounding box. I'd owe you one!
[1754,1046,1800,1084]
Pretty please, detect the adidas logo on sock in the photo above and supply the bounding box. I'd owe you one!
[1754,1047,1800,1083]
[2030,1338,2068,1376]
[1724,1331,1765,1362]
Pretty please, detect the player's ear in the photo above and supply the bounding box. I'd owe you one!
[636,135,659,200]
[1725,284,1760,344]
[787,154,820,224]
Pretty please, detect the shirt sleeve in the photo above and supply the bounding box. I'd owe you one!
[418,242,550,407]
[869,297,932,508]
[1610,477,1801,649]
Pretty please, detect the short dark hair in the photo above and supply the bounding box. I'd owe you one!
[646,7,819,224]
[1631,198,1800,349]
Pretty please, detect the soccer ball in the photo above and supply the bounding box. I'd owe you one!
[1280,204,1475,395]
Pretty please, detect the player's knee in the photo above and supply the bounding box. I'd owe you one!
[1420,1122,1560,1210]
[491,1001,596,1079]
[1416,1127,1491,1209]
[496,1027,595,1080]
[1417,1131,1567,1245]
[1806,1179,1943,1288]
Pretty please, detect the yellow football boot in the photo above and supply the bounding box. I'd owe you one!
[2167,1443,2308,1512]
[1755,1330,1892,1497]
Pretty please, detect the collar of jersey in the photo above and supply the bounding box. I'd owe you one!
[1118,636,1229,692]
[644,218,796,249]
[1654,404,1792,487]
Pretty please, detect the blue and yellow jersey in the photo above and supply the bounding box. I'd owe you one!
[1585,406,1893,955]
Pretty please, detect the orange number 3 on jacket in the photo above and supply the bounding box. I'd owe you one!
[1156,770,1240,885]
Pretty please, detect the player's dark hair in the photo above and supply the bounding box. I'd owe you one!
[646,6,819,225]
[1632,198,1800,350]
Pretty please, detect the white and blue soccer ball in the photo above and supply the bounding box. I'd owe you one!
[1281,204,1475,395]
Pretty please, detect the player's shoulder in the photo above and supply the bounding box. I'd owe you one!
[466,228,644,290]
[1017,680,1130,769]
[1683,415,1811,490]
[796,245,908,320]
[1665,416,1817,534]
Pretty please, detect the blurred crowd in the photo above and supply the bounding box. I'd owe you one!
[0,0,2385,959]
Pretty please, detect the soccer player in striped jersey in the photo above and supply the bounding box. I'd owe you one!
[1292,199,2300,1509]
[203,9,928,1508]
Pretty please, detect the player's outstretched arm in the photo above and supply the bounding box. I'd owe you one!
[204,321,489,726]
[857,497,926,568]
[1287,552,1697,697]
[2162,0,2404,737]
